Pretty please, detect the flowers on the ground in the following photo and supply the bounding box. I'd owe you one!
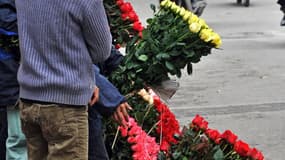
[101,1,265,159]
[170,114,265,160]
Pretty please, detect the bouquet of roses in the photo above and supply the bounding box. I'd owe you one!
[104,0,144,48]
[102,0,265,159]
[108,0,222,94]
[169,114,264,160]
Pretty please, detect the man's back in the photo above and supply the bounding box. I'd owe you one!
[15,0,112,105]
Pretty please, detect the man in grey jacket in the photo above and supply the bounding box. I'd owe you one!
[15,0,112,159]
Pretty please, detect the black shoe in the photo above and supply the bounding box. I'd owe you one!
[192,1,207,16]
[281,15,285,26]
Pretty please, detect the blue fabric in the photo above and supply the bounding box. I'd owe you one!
[88,65,125,160]
[92,65,125,117]
[6,107,27,160]
[0,28,17,36]
[88,108,109,160]
[0,47,12,60]
[98,46,124,76]
[0,107,7,160]
[0,0,17,33]
[0,48,19,106]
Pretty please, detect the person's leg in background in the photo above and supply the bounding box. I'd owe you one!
[277,0,285,26]
[88,107,109,160]
[6,105,27,160]
[0,107,8,160]
[191,0,207,17]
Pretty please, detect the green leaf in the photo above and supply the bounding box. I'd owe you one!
[146,18,153,25]
[186,50,195,58]
[165,61,175,71]
[150,4,156,13]
[137,55,148,61]
[172,152,181,159]
[156,53,170,60]
[213,146,224,160]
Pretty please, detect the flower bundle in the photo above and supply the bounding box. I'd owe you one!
[119,117,160,160]
[104,0,144,48]
[138,89,181,152]
[109,0,222,95]
[169,114,264,160]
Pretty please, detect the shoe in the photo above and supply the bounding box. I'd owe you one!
[192,1,207,16]
[281,15,285,26]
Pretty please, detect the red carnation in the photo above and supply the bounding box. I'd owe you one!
[221,130,238,144]
[234,140,250,157]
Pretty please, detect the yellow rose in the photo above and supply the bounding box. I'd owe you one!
[179,8,186,17]
[200,29,212,42]
[170,3,178,12]
[160,0,168,7]
[198,18,207,27]
[211,33,222,48]
[175,6,181,14]
[189,22,201,33]
[214,39,222,48]
[188,14,199,24]
[183,11,192,21]
[166,1,173,8]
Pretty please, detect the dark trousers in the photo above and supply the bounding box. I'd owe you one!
[0,107,7,160]
[278,0,285,12]
[88,107,109,160]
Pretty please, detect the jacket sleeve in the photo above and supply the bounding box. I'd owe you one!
[0,0,18,33]
[82,0,112,64]
[92,65,125,117]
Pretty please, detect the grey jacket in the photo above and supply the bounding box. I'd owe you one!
[15,0,112,105]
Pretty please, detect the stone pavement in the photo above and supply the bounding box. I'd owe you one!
[128,0,285,159]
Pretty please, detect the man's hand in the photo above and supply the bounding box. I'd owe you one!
[89,86,99,106]
[112,102,132,127]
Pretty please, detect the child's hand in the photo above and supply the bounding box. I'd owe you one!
[112,102,133,127]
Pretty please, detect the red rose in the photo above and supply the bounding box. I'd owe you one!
[192,114,208,130]
[132,21,144,32]
[128,11,138,22]
[120,2,133,13]
[115,44,121,49]
[221,130,238,144]
[205,129,221,144]
[248,148,264,160]
[200,121,208,130]
[121,13,128,21]
[234,140,250,157]
[139,31,143,38]
[192,114,204,126]
[116,0,124,6]
[160,140,170,151]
